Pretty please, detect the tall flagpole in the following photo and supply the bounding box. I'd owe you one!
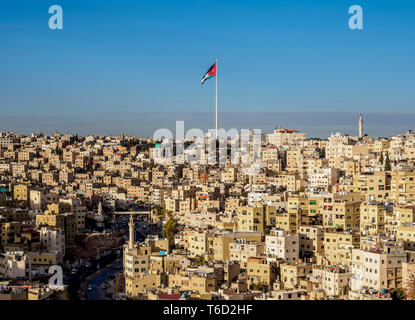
[216,58,218,140]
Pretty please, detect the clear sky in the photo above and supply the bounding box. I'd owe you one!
[0,0,414,135]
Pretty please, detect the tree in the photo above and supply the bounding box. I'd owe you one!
[384,153,391,171]
[378,153,384,164]
[162,218,178,243]
[391,288,405,300]
[86,157,94,174]
[55,145,62,155]
[156,206,165,217]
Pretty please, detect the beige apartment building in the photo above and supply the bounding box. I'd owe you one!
[352,172,391,201]
[229,240,264,269]
[185,230,213,258]
[311,266,351,297]
[391,171,415,203]
[360,203,386,235]
[280,263,313,290]
[211,231,262,262]
[323,231,360,267]
[323,200,360,231]
[298,225,324,258]
[396,226,415,251]
[237,206,264,234]
[247,257,277,287]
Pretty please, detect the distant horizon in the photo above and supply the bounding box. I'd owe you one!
[1,110,414,139]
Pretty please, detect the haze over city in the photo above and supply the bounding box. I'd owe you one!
[1,111,415,139]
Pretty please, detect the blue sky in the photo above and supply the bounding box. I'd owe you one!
[0,0,414,135]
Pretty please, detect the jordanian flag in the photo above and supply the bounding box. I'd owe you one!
[201,62,217,84]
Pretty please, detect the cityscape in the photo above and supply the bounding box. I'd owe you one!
[2,116,415,301]
[1,0,415,309]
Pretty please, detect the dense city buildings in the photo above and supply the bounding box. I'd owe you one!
[2,117,415,300]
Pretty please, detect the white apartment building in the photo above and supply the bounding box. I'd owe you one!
[267,128,306,147]
[229,240,264,269]
[312,267,351,297]
[350,248,406,292]
[307,167,339,190]
[40,227,65,262]
[0,252,31,281]
[265,228,299,263]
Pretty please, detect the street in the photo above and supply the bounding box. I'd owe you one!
[83,260,123,300]
[78,212,160,300]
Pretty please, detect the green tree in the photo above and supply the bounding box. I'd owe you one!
[156,206,165,217]
[162,218,178,243]
[384,153,391,171]
[378,153,384,164]
[391,288,405,300]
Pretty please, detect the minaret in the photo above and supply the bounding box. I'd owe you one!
[128,214,135,249]
[359,114,363,139]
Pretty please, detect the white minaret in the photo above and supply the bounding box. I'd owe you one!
[128,214,135,249]
[359,114,363,139]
